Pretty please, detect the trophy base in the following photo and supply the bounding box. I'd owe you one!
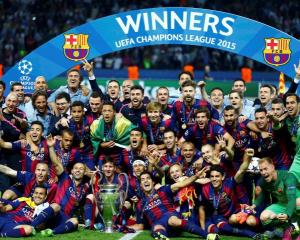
[104,226,114,233]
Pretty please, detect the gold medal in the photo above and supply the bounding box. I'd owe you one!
[292,136,297,142]
[182,124,187,129]
[80,141,84,148]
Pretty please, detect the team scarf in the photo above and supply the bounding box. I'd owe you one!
[90,113,136,155]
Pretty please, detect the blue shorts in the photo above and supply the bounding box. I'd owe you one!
[47,211,69,229]
[205,214,228,230]
[151,212,180,236]
[0,217,18,231]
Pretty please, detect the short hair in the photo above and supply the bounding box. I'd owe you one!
[130,85,144,95]
[260,84,274,95]
[209,164,225,176]
[55,92,71,103]
[195,106,211,119]
[259,157,273,165]
[103,156,115,166]
[178,71,194,80]
[156,86,169,95]
[32,90,48,108]
[67,68,83,82]
[90,91,101,99]
[229,89,243,99]
[210,87,224,96]
[181,141,195,148]
[102,101,115,111]
[0,81,6,90]
[146,101,162,112]
[255,107,267,115]
[271,98,284,105]
[31,120,44,131]
[62,128,74,137]
[269,84,278,95]
[107,79,120,88]
[163,129,176,137]
[10,82,23,91]
[168,163,183,176]
[34,185,48,195]
[130,127,143,135]
[233,78,246,86]
[284,93,300,105]
[181,80,196,89]
[139,171,154,181]
[223,105,239,115]
[71,101,84,110]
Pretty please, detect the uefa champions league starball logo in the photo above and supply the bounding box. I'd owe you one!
[18,60,33,75]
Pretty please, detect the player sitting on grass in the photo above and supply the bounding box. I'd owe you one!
[130,167,219,240]
[0,185,48,237]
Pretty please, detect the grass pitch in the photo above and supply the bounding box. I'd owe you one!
[3,228,257,239]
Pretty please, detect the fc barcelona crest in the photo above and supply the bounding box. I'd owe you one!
[63,34,90,61]
[263,38,291,66]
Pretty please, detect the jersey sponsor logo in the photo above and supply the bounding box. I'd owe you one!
[144,198,162,211]
[63,34,90,61]
[263,38,291,66]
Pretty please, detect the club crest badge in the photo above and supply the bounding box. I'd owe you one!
[263,38,291,66]
[63,34,90,61]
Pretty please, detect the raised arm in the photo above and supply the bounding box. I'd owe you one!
[0,164,17,178]
[234,148,253,183]
[46,135,64,176]
[0,138,12,149]
[171,166,208,192]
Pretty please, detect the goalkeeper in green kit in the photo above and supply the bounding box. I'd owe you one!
[246,157,300,240]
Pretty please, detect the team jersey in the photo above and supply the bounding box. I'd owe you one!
[251,123,293,170]
[159,148,183,168]
[182,120,226,150]
[2,108,27,134]
[120,104,147,125]
[136,185,177,225]
[172,99,219,137]
[200,177,240,218]
[9,171,57,203]
[118,148,147,176]
[128,175,143,200]
[67,117,95,169]
[255,170,298,217]
[139,115,176,145]
[225,120,251,169]
[53,139,81,171]
[11,140,55,178]
[54,171,90,217]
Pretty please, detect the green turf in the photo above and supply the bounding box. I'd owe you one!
[2,228,255,240]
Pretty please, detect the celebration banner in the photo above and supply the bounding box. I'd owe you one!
[2,7,300,93]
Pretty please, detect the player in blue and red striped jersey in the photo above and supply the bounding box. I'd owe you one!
[53,129,81,172]
[223,105,268,171]
[0,162,57,203]
[179,107,234,153]
[130,169,218,240]
[60,101,95,170]
[156,87,173,116]
[118,128,147,176]
[139,101,176,153]
[31,134,90,236]
[251,107,293,170]
[179,141,203,177]
[0,186,48,237]
[149,130,183,182]
[172,80,219,137]
[0,121,55,178]
[85,91,103,123]
[199,149,261,239]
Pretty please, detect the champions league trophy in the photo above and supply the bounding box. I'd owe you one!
[92,172,129,233]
